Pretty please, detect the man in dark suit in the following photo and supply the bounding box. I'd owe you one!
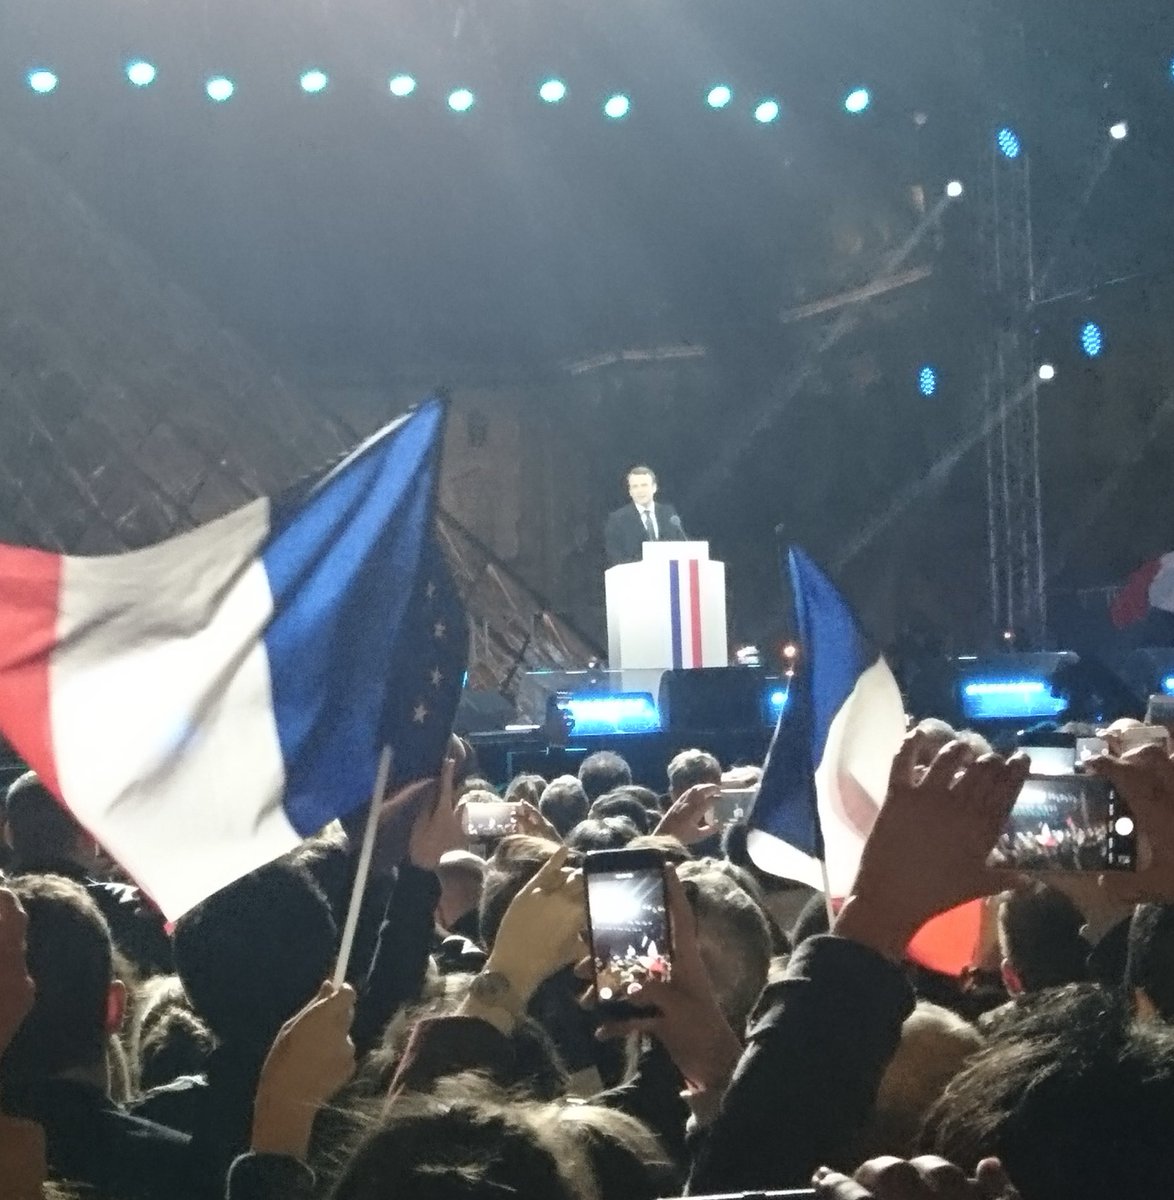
[604,464,689,566]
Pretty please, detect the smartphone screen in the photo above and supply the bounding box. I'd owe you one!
[1020,745,1075,776]
[461,800,520,840]
[584,853,672,1015]
[1075,736,1107,767]
[708,785,755,826]
[988,774,1136,872]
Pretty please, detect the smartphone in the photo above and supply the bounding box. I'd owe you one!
[707,785,755,826]
[584,848,672,1018]
[988,774,1136,872]
[1119,724,1171,754]
[461,800,521,840]
[1075,736,1107,767]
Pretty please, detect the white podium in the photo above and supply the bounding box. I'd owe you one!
[605,542,728,697]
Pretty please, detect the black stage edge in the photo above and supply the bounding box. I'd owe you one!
[466,726,774,794]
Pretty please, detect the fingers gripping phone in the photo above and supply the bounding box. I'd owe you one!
[584,848,672,1019]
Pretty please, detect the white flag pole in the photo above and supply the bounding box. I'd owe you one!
[333,745,393,988]
[819,855,836,932]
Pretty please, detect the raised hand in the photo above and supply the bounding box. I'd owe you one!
[409,757,465,870]
[251,981,357,1160]
[836,735,1029,962]
[653,782,721,845]
[514,800,562,844]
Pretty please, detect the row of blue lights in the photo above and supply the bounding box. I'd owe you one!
[20,65,878,120]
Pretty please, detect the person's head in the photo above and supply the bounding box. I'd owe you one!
[435,851,487,934]
[505,773,548,806]
[557,1102,678,1200]
[588,792,652,834]
[577,752,632,802]
[331,1079,578,1200]
[479,835,563,950]
[855,1002,983,1162]
[3,771,101,873]
[926,983,1174,1200]
[996,883,1089,995]
[1126,903,1174,1021]
[625,466,657,508]
[665,749,722,804]
[129,974,214,1091]
[1,874,124,1087]
[172,859,337,1051]
[538,776,590,839]
[564,817,639,854]
[676,862,772,1031]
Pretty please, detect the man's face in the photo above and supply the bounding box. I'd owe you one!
[627,472,657,508]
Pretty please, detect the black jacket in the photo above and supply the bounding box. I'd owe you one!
[604,501,688,566]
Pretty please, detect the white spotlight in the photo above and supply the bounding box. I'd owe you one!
[1109,120,1128,141]
[946,180,965,198]
[1037,363,1056,382]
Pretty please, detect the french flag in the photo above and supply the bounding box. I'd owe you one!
[748,547,907,898]
[0,398,465,920]
[1111,552,1174,628]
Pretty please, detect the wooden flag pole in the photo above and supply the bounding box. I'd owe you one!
[333,745,393,988]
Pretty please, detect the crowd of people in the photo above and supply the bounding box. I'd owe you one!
[5,716,1174,1200]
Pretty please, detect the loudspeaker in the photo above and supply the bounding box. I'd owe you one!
[658,667,765,732]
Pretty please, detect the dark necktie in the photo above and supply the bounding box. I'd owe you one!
[642,509,655,540]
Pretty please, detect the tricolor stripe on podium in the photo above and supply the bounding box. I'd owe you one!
[668,558,704,669]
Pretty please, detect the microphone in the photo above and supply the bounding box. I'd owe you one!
[669,513,688,539]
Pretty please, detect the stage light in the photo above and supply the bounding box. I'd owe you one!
[205,76,234,102]
[1079,321,1105,358]
[27,69,58,94]
[946,180,965,198]
[539,78,567,103]
[1109,120,1129,140]
[706,85,733,109]
[844,87,871,114]
[300,69,328,94]
[1162,674,1174,695]
[126,60,157,88]
[389,74,417,97]
[1037,363,1056,381]
[918,365,938,397]
[559,692,660,736]
[960,678,1066,721]
[996,126,1022,159]
[447,88,475,112]
[754,99,780,124]
[603,93,630,119]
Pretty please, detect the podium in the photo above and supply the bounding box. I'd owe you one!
[605,542,728,697]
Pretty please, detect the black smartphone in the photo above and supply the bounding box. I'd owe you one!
[583,848,672,1018]
[988,774,1136,872]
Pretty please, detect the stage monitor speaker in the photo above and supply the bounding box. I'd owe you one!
[658,667,765,733]
[953,652,1078,723]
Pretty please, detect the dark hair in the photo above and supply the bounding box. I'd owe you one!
[330,1082,577,1200]
[1,874,113,1082]
[588,792,652,834]
[564,817,639,854]
[136,988,214,1090]
[504,774,547,806]
[666,749,721,800]
[479,836,564,950]
[172,860,337,1049]
[577,752,632,802]
[3,772,85,868]
[626,465,657,484]
[538,776,590,839]
[1126,903,1174,1020]
[925,984,1174,1200]
[997,883,1088,993]
[790,890,831,949]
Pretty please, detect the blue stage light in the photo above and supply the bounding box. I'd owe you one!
[448,88,475,112]
[389,74,417,97]
[539,78,567,103]
[959,678,1066,721]
[918,365,938,397]
[300,69,328,94]
[561,692,660,736]
[754,99,780,123]
[706,85,733,109]
[844,87,871,114]
[996,126,1022,159]
[1079,321,1105,358]
[205,76,234,102]
[603,93,630,119]
[1162,675,1174,695]
[27,69,58,94]
[126,60,157,88]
